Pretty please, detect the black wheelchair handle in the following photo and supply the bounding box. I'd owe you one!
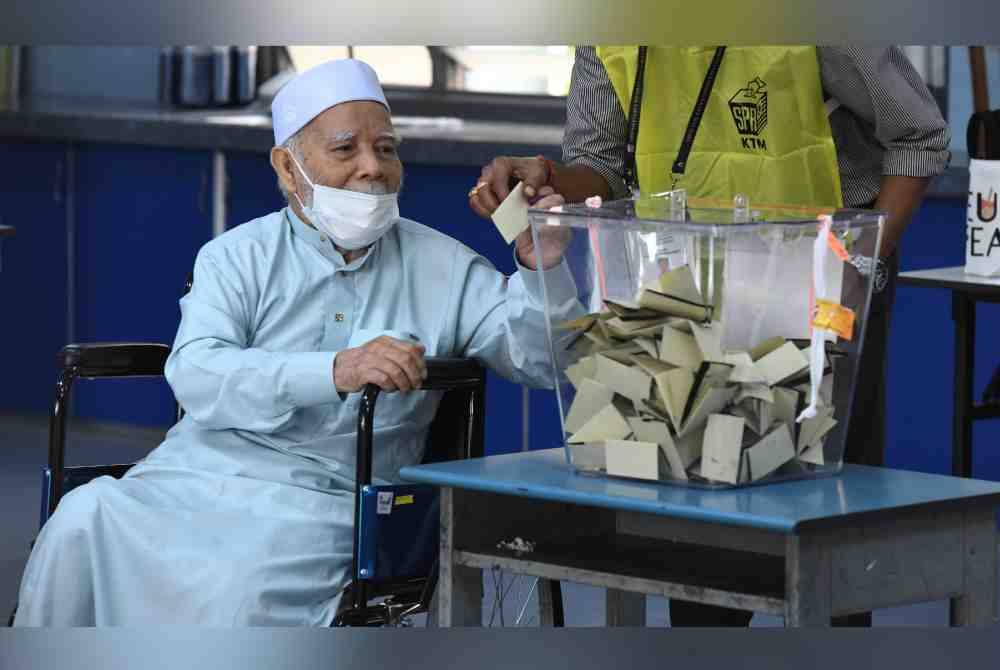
[354,357,482,489]
[351,357,484,610]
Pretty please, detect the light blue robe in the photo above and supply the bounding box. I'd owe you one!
[14,207,579,626]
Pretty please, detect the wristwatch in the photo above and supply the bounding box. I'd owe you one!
[848,254,888,294]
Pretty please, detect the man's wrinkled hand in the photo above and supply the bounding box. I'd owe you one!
[468,156,549,219]
[333,336,427,393]
[515,186,570,271]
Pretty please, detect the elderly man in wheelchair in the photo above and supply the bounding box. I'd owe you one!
[12,58,576,626]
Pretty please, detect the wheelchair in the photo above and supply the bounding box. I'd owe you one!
[11,277,565,627]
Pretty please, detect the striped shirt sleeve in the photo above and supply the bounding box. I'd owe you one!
[562,46,631,201]
[818,47,952,206]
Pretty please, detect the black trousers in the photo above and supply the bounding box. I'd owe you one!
[668,252,900,627]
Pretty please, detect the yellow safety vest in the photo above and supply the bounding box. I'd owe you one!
[596,46,844,210]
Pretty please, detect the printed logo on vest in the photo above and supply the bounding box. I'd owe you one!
[729,78,768,151]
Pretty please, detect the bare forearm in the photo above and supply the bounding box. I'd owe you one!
[549,162,613,203]
[872,175,931,257]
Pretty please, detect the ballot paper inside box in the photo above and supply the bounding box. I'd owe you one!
[527,197,883,489]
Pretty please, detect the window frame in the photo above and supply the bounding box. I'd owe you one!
[378,46,568,126]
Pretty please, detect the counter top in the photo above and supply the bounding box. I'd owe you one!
[0,96,565,166]
[0,95,969,197]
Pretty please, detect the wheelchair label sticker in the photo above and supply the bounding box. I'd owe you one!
[376,491,394,515]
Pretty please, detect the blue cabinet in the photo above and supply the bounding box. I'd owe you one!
[887,197,1000,479]
[0,142,69,414]
[70,144,214,426]
[223,151,285,230]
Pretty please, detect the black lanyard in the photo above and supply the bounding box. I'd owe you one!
[623,46,727,195]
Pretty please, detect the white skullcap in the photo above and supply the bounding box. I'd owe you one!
[271,58,391,146]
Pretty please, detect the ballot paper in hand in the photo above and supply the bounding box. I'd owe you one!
[491,181,530,244]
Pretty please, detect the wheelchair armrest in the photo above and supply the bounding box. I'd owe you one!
[355,359,485,470]
[59,343,171,378]
[422,357,485,391]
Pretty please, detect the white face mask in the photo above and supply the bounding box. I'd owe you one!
[288,152,400,250]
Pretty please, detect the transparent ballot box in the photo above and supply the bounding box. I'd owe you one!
[529,195,884,489]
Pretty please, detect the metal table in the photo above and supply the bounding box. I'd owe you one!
[899,267,1000,478]
[401,449,1000,627]
[0,224,13,272]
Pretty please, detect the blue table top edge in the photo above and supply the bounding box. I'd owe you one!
[400,448,1000,534]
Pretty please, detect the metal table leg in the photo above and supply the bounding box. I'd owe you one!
[952,290,976,479]
[438,487,483,626]
[784,534,832,627]
[786,505,991,628]
[952,506,999,626]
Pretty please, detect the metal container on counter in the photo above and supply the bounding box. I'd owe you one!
[160,46,258,108]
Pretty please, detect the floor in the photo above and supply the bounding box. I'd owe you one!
[0,413,978,627]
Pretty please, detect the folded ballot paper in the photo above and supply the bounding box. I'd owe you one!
[491,182,530,244]
[557,264,837,486]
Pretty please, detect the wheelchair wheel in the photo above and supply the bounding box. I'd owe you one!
[483,569,563,627]
[406,571,565,627]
